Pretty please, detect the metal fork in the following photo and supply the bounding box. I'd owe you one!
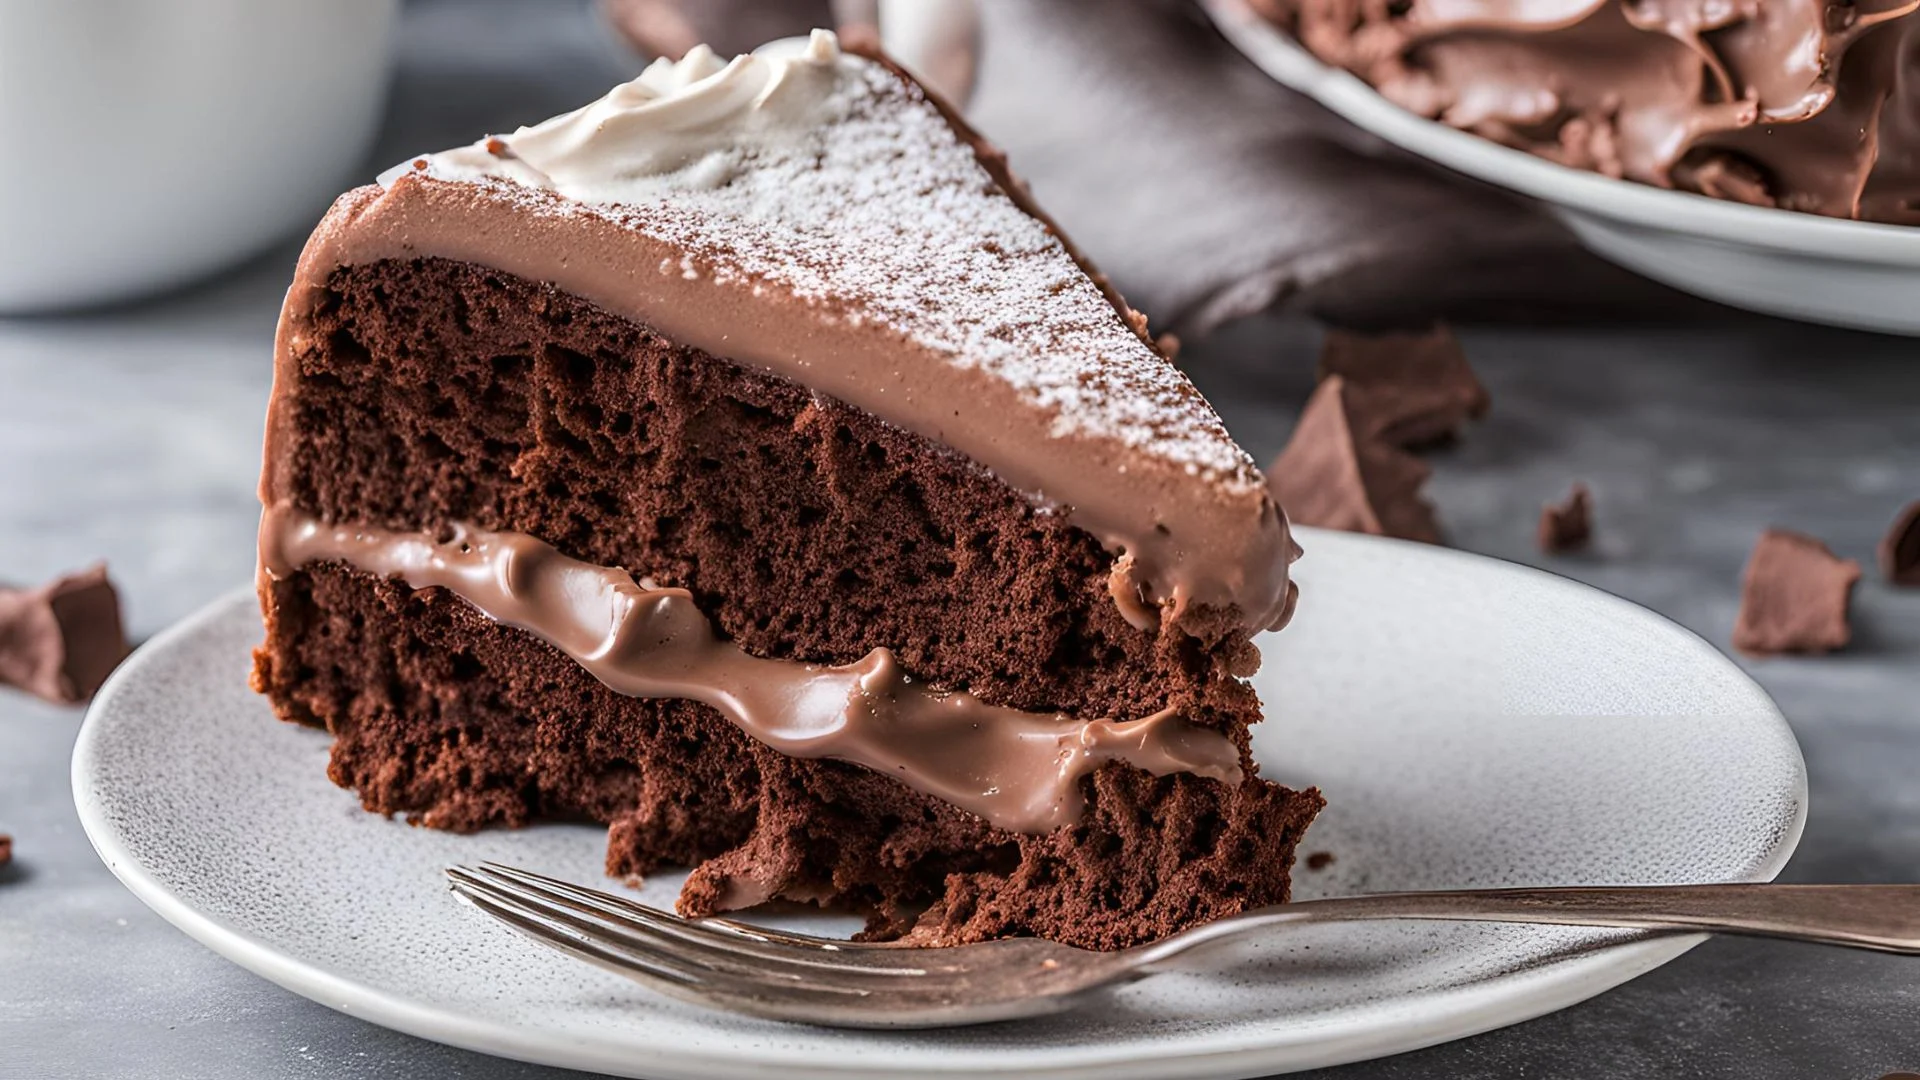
[447,863,1920,1028]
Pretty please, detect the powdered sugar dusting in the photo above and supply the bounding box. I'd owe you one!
[414,48,1258,488]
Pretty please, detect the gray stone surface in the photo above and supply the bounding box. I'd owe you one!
[3,2,1918,1077]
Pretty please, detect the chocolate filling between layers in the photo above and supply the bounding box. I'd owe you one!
[259,508,1244,833]
[252,257,1321,947]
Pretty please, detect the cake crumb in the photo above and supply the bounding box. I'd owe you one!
[0,564,131,705]
[1732,529,1860,656]
[1304,851,1336,871]
[1537,483,1593,554]
[1267,376,1440,543]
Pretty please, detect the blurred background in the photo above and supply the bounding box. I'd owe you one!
[2,1,1917,1078]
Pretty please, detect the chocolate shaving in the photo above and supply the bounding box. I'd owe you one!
[1538,483,1593,554]
[0,564,131,704]
[1879,500,1920,586]
[599,0,833,60]
[1732,529,1861,656]
[1315,325,1489,449]
[1268,375,1441,543]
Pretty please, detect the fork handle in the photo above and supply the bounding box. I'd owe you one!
[1139,885,1920,967]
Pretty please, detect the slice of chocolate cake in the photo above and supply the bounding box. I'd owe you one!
[252,31,1321,949]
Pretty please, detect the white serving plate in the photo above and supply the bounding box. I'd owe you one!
[1201,0,1920,336]
[74,529,1805,1078]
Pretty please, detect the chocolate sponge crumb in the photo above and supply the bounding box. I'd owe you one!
[1268,376,1441,543]
[1732,529,1861,656]
[0,565,130,705]
[1538,484,1593,554]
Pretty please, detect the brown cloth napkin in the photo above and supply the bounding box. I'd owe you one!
[608,0,1694,339]
[968,0,1697,336]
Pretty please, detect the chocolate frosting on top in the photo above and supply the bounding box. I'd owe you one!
[1265,0,1920,221]
[266,31,1296,635]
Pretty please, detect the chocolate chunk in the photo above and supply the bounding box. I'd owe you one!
[1732,530,1861,656]
[1268,376,1441,543]
[1304,851,1336,870]
[1537,483,1593,554]
[1879,500,1920,586]
[600,0,834,60]
[0,564,131,704]
[1316,325,1489,448]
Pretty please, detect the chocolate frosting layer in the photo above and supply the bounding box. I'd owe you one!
[260,506,1244,833]
[266,32,1295,635]
[1265,0,1920,222]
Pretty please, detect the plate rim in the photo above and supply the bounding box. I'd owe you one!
[73,533,1808,1079]
[1198,0,1920,266]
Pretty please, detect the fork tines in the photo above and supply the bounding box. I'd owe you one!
[445,863,934,995]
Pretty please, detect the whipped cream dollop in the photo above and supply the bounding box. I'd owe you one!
[379,29,854,201]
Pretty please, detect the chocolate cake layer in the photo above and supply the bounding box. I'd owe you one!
[258,564,1320,946]
[253,256,1321,947]
[280,257,1260,712]
[310,31,1298,639]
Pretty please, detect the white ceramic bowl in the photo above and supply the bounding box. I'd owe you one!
[1202,0,1920,336]
[0,0,397,313]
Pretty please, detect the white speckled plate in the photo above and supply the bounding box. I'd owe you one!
[74,529,1804,1078]
[1200,0,1920,336]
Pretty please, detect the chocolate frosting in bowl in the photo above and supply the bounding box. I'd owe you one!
[1261,0,1920,221]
